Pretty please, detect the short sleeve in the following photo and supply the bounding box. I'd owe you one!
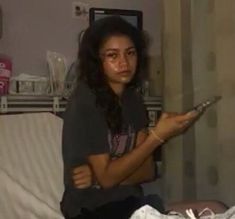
[133,94,148,131]
[85,103,110,155]
[123,89,148,131]
[62,84,110,170]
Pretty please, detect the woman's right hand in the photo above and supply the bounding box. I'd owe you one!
[72,164,93,189]
[152,110,199,142]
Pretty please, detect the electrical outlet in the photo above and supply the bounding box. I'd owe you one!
[72,1,89,19]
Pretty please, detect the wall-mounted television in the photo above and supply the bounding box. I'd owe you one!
[89,8,143,30]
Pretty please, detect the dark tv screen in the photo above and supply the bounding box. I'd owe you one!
[89,8,143,30]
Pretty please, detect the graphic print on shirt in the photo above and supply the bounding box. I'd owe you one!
[108,125,136,158]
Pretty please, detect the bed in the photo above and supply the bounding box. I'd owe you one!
[0,113,65,219]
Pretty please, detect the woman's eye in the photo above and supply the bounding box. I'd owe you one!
[106,53,118,59]
[127,50,137,56]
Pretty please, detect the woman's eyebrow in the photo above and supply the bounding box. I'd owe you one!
[103,48,119,52]
[104,46,136,52]
[126,46,136,50]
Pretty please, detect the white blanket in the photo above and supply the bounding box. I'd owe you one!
[0,113,64,219]
[130,205,235,219]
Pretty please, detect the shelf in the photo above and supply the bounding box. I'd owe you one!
[0,95,67,113]
[0,95,162,114]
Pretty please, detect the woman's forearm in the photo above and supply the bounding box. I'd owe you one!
[120,155,155,185]
[88,134,161,188]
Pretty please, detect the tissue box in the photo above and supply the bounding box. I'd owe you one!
[10,74,50,95]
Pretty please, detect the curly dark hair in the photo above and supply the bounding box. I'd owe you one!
[78,16,149,134]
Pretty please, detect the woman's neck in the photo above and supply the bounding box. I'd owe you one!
[109,83,125,97]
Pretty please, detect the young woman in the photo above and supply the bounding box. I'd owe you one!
[61,16,199,219]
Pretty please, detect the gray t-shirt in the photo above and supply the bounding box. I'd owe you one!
[61,82,148,217]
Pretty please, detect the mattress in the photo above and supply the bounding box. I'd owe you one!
[0,113,65,219]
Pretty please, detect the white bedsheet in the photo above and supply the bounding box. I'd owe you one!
[0,113,65,219]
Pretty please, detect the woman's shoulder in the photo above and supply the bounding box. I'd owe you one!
[69,81,96,106]
[124,87,144,105]
[64,81,98,116]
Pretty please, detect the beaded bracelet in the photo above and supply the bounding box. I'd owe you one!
[149,129,165,143]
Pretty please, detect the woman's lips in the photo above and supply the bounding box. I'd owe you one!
[118,71,132,82]
[117,71,131,76]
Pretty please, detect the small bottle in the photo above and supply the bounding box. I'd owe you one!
[0,54,12,95]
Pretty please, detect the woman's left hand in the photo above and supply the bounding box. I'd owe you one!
[72,164,93,189]
[151,110,200,142]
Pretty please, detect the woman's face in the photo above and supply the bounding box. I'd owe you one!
[99,34,137,90]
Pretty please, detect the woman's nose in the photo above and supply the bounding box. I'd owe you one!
[119,54,129,69]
